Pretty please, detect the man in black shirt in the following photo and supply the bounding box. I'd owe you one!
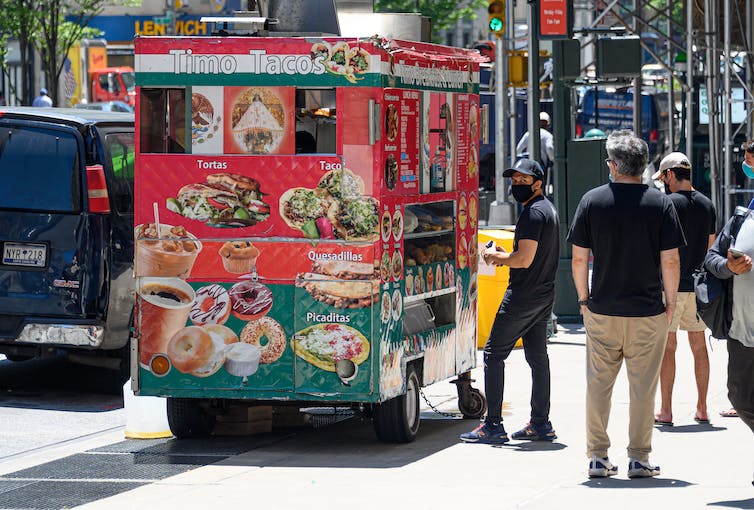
[651,152,716,426]
[460,159,560,444]
[568,131,685,478]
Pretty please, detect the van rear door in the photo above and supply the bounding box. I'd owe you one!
[0,120,94,338]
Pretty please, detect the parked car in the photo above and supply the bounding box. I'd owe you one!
[0,107,134,380]
[575,88,670,164]
[75,101,134,113]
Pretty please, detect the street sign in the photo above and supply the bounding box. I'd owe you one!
[539,0,572,39]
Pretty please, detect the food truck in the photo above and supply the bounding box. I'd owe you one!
[133,33,486,442]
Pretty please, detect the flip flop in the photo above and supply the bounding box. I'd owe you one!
[719,409,738,418]
[654,418,674,426]
[694,416,710,424]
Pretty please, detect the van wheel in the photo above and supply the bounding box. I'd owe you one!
[167,398,215,438]
[373,366,421,443]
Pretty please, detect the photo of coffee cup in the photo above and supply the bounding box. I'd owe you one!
[135,223,202,278]
[136,277,195,367]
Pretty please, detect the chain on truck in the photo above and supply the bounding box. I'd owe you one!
[132,14,488,442]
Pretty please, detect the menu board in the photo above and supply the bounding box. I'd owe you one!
[382,89,420,195]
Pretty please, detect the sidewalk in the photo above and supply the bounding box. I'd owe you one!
[77,325,753,510]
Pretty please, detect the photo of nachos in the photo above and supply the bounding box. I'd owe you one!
[231,87,287,154]
[292,323,370,372]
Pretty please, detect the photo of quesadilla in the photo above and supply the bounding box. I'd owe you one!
[292,323,370,372]
[295,260,379,309]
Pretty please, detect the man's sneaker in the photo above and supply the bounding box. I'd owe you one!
[628,459,661,478]
[588,456,618,478]
[460,421,509,444]
[511,421,558,441]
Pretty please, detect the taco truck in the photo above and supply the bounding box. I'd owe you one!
[132,29,486,442]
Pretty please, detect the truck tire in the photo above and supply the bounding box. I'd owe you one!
[167,398,215,438]
[373,366,420,443]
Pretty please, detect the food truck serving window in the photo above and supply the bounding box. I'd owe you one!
[295,88,336,154]
[140,88,187,154]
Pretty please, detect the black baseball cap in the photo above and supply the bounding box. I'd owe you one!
[503,159,544,180]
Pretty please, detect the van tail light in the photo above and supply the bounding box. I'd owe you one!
[575,124,583,137]
[649,129,658,142]
[86,165,111,213]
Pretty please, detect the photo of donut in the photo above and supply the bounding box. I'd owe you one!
[189,284,231,326]
[380,291,391,324]
[192,92,222,145]
[385,104,398,141]
[392,210,403,241]
[231,87,287,154]
[458,193,468,230]
[384,154,398,190]
[391,250,403,281]
[240,316,286,364]
[380,251,391,283]
[381,210,392,242]
[228,280,273,321]
[391,289,402,322]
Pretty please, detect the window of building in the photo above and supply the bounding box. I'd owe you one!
[295,88,336,154]
[139,88,187,153]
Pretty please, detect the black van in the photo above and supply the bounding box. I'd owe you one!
[0,108,134,376]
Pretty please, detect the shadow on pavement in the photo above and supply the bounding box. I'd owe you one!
[581,477,694,488]
[502,441,568,452]
[654,424,727,434]
[708,498,754,509]
[220,416,474,469]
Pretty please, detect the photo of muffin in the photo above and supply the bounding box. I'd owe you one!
[218,241,260,274]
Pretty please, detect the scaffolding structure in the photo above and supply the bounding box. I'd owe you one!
[574,0,754,219]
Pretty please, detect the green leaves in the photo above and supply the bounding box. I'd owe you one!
[374,0,487,43]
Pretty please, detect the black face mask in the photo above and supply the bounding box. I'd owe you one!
[511,184,536,203]
[664,183,672,195]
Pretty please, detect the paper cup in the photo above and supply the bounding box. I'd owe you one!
[136,277,195,367]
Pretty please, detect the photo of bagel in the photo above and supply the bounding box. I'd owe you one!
[317,168,364,199]
[166,324,238,378]
[166,172,271,228]
[240,316,286,364]
[291,323,370,372]
[231,87,286,154]
[327,196,380,242]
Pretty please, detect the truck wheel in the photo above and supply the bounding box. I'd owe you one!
[459,388,486,419]
[167,398,215,438]
[373,366,420,443]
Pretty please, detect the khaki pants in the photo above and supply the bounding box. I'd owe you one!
[584,310,668,462]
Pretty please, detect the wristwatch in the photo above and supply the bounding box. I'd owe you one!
[577,299,588,306]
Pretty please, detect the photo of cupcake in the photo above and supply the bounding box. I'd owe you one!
[218,241,259,274]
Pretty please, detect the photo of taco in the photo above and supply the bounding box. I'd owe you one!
[231,88,286,154]
[310,42,331,62]
[279,187,335,231]
[317,168,364,199]
[328,196,380,242]
[349,47,370,74]
[292,323,370,372]
[326,42,351,74]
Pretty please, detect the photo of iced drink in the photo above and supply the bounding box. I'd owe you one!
[135,223,202,278]
[136,277,195,366]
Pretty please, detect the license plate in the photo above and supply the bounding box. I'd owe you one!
[2,242,47,268]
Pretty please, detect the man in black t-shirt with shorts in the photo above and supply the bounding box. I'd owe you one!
[568,131,685,479]
[460,159,560,444]
[650,152,716,426]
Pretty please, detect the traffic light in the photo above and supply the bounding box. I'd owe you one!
[488,0,505,37]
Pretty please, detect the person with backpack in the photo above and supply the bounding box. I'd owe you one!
[651,152,716,426]
[703,141,754,470]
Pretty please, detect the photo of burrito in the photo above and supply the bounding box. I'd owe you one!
[295,260,379,309]
[328,196,380,242]
[231,87,286,154]
[291,323,370,372]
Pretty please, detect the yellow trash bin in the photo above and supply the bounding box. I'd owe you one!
[477,229,522,349]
